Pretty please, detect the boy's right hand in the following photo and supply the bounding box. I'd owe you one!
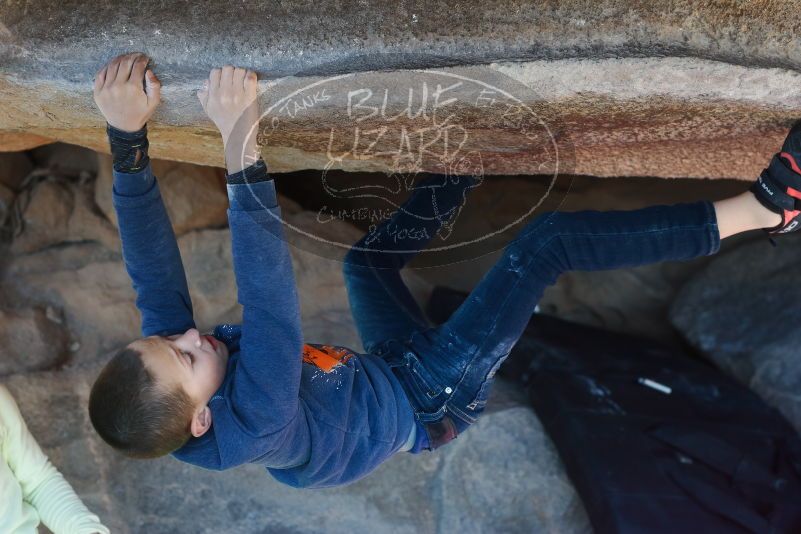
[93,52,161,132]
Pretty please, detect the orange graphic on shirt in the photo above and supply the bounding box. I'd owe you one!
[302,344,353,373]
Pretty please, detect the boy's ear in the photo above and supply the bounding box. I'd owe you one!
[190,406,212,438]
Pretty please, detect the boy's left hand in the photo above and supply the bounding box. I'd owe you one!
[197,65,261,174]
[93,52,161,132]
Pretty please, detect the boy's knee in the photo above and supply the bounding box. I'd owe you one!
[505,211,577,269]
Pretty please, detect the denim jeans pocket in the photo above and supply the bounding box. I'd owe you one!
[405,352,443,399]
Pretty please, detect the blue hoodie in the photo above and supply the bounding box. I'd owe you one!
[111,154,415,488]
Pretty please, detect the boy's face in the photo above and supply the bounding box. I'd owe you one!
[132,328,229,410]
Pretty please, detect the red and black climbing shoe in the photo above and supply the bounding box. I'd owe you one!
[750,122,801,234]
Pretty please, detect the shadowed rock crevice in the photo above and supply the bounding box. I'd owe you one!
[671,232,801,438]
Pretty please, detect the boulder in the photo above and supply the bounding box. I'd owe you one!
[669,233,801,434]
[10,176,119,254]
[1,1,800,178]
[94,154,228,235]
[3,246,142,360]
[0,307,70,376]
[3,228,241,363]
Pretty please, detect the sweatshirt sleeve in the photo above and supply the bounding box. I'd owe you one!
[109,126,195,337]
[0,386,110,534]
[224,159,304,434]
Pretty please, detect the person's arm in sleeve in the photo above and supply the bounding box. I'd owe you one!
[110,124,196,337]
[94,53,195,337]
[0,386,110,534]
[197,66,303,434]
[226,160,304,433]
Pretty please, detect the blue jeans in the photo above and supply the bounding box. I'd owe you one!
[343,176,721,451]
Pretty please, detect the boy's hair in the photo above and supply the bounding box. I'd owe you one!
[89,346,194,459]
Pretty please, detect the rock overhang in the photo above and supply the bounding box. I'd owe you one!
[1,0,800,179]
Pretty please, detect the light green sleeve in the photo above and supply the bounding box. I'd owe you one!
[0,385,110,534]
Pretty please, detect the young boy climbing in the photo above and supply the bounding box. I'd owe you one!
[89,52,797,488]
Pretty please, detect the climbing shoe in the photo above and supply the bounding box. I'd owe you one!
[750,122,801,234]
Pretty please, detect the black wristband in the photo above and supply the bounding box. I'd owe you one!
[226,158,272,185]
[107,123,150,174]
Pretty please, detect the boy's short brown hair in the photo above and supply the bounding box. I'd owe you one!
[89,346,194,458]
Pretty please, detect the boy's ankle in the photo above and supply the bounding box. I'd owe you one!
[748,189,784,229]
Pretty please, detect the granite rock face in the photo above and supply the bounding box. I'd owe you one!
[0,307,70,376]
[1,1,800,178]
[10,176,119,254]
[670,233,801,434]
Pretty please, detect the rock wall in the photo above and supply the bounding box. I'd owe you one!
[671,232,801,438]
[2,1,801,178]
